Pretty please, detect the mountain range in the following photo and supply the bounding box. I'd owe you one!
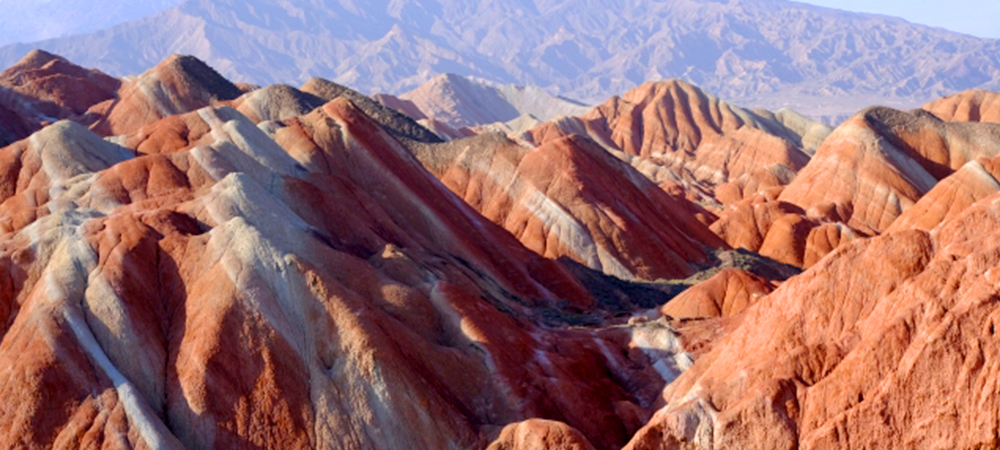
[3,0,1000,123]
[0,0,182,46]
[3,43,1000,449]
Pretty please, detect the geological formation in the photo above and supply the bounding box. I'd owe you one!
[8,0,1000,123]
[520,80,825,208]
[0,51,712,449]
[497,78,1000,269]
[924,90,1000,124]
[407,132,726,281]
[4,48,1000,450]
[627,179,1000,450]
[712,106,1000,266]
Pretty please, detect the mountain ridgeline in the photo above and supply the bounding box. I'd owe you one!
[2,0,1000,123]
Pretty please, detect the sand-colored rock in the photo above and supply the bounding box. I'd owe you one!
[379,74,591,130]
[754,108,834,155]
[488,419,597,450]
[660,269,774,320]
[418,117,475,141]
[227,84,325,123]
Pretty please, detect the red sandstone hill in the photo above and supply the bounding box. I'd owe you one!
[521,80,822,208]
[627,183,1000,450]
[5,49,1000,450]
[0,51,727,450]
[713,106,1000,267]
[407,132,726,281]
[923,90,1000,124]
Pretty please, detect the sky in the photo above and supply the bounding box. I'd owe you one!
[798,0,1000,39]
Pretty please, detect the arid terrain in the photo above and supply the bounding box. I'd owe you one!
[1,32,1000,449]
[5,0,1000,123]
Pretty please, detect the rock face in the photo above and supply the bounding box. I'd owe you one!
[0,51,243,145]
[0,54,704,450]
[660,269,775,320]
[627,187,1000,449]
[408,132,726,281]
[887,155,1000,233]
[226,84,326,123]
[0,49,120,116]
[780,107,1000,234]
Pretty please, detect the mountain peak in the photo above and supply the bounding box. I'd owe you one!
[15,49,63,69]
[157,54,243,102]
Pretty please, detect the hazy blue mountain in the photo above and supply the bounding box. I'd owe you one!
[3,0,999,123]
[0,0,183,46]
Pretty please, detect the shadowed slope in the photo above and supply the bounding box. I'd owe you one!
[0,96,699,449]
[409,131,726,280]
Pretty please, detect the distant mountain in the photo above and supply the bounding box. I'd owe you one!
[2,0,1000,122]
[0,0,182,46]
[374,73,592,135]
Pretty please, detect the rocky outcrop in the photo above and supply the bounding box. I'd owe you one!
[487,420,597,450]
[0,49,120,116]
[781,107,1000,233]
[660,269,775,320]
[0,50,121,146]
[887,155,1000,233]
[227,84,326,123]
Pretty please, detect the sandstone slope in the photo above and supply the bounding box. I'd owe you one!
[0,70,703,450]
[524,80,820,207]
[408,131,726,281]
[627,187,1000,450]
[923,90,1000,123]
[713,106,1000,267]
